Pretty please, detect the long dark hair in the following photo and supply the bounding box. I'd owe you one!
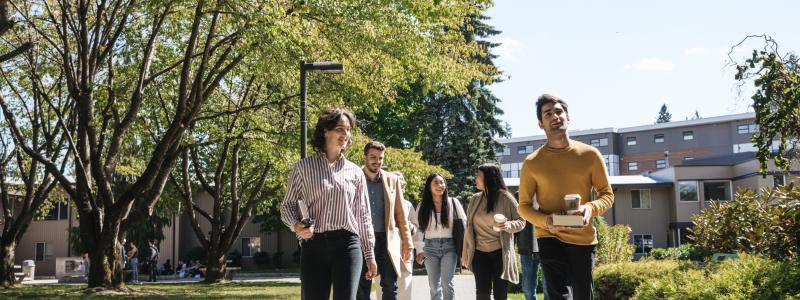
[418,174,450,232]
[478,164,507,213]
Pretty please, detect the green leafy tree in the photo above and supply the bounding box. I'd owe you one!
[656,104,672,123]
[0,25,69,286]
[2,0,493,289]
[733,35,800,174]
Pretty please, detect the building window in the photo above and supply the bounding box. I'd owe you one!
[655,159,667,169]
[631,189,652,209]
[774,173,785,187]
[738,124,757,134]
[733,143,756,153]
[590,138,608,147]
[654,134,665,143]
[35,242,47,261]
[517,145,534,154]
[38,201,69,221]
[703,181,732,201]
[683,131,694,140]
[628,162,638,171]
[679,181,698,201]
[495,147,510,156]
[626,136,637,146]
[633,234,653,254]
[501,163,522,178]
[241,237,261,257]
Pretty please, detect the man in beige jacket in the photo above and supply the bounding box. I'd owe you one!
[357,141,413,300]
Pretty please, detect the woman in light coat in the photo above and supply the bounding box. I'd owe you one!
[462,164,525,300]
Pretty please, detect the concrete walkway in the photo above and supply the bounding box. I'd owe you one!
[411,274,476,300]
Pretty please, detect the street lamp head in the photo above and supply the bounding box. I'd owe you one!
[302,61,344,74]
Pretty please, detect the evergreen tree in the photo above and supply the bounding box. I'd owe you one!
[656,104,672,123]
[359,12,510,201]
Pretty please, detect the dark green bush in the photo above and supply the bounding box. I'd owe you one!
[634,254,800,299]
[253,251,271,267]
[691,183,800,260]
[593,259,696,300]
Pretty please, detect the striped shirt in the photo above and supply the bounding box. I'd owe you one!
[280,152,375,260]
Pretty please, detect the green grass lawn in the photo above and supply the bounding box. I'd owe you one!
[508,292,545,300]
[0,282,301,299]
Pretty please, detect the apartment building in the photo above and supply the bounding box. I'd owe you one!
[498,112,799,256]
[3,191,300,278]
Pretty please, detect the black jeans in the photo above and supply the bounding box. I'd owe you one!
[300,230,363,300]
[357,232,398,300]
[471,249,508,300]
[538,237,596,300]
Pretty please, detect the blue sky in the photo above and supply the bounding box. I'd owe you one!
[486,0,800,138]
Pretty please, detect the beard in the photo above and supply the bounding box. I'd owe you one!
[366,164,380,174]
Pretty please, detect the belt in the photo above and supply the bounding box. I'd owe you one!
[313,229,356,240]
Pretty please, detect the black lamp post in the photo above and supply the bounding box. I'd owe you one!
[300,61,344,159]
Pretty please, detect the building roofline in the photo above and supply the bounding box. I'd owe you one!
[498,127,615,144]
[497,112,755,144]
[617,112,754,133]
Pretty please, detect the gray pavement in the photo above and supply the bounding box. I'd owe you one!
[411,274,476,300]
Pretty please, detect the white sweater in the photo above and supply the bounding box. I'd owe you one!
[412,197,466,252]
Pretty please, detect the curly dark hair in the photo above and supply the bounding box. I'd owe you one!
[311,108,356,154]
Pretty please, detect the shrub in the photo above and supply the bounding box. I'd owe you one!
[649,244,703,261]
[691,183,800,260]
[253,251,271,267]
[593,259,696,300]
[595,217,635,266]
[634,254,800,299]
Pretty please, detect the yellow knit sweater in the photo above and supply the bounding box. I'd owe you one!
[518,140,614,245]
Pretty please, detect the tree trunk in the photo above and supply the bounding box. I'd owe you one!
[0,242,17,287]
[82,218,125,289]
[203,249,227,283]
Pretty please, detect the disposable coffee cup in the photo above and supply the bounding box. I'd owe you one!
[564,194,581,214]
[493,214,507,232]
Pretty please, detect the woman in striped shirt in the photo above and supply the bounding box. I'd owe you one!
[280,108,377,300]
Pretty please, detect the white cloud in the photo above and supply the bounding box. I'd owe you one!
[630,58,675,72]
[492,36,526,61]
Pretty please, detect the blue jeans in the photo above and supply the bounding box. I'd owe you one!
[520,253,549,300]
[130,257,139,282]
[423,238,458,300]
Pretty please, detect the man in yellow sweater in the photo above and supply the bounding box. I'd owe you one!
[518,94,614,300]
